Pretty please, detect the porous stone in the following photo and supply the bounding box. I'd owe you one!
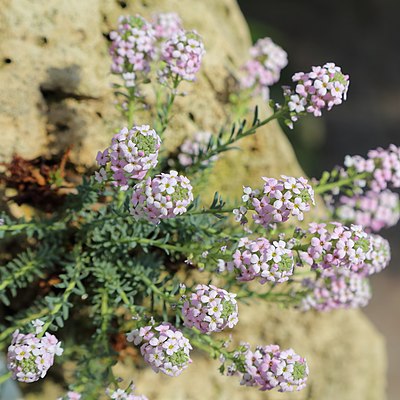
[0,1,386,399]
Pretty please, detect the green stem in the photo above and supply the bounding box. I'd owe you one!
[292,244,309,252]
[118,288,137,315]
[38,259,83,338]
[189,336,217,357]
[100,290,110,336]
[0,308,49,344]
[188,328,230,359]
[127,89,135,127]
[110,236,192,254]
[0,223,30,231]
[0,371,12,385]
[158,75,180,135]
[314,172,369,194]
[0,260,39,292]
[190,109,283,170]
[116,190,126,209]
[186,208,235,216]
[0,221,65,233]
[138,274,176,302]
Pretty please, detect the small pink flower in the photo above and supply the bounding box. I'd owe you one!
[7,321,63,383]
[240,37,287,100]
[183,285,238,333]
[130,171,193,224]
[127,323,191,377]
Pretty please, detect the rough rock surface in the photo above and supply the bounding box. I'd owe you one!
[1,1,386,399]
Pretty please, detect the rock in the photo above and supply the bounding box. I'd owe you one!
[0,0,386,399]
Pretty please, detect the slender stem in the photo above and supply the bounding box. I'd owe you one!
[0,223,30,231]
[190,109,283,170]
[292,244,309,252]
[234,110,283,140]
[112,236,192,254]
[0,260,39,292]
[38,259,82,338]
[118,288,137,315]
[127,88,135,127]
[314,172,369,194]
[188,328,230,359]
[0,308,49,344]
[158,75,180,136]
[159,93,175,135]
[100,290,110,336]
[189,336,217,357]
[186,208,235,216]
[0,221,65,233]
[138,274,176,302]
[116,190,126,209]
[0,371,12,385]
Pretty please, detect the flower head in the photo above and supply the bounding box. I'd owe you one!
[223,343,308,392]
[341,144,400,193]
[127,322,192,377]
[151,12,182,40]
[7,321,63,383]
[57,392,82,400]
[300,222,390,276]
[356,234,391,275]
[300,268,371,311]
[241,37,287,100]
[234,175,315,227]
[109,15,156,87]
[106,383,148,400]
[182,284,238,333]
[159,30,205,83]
[284,62,349,125]
[225,237,295,283]
[130,170,193,223]
[96,125,161,190]
[336,190,400,232]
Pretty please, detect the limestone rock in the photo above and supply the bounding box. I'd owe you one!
[0,1,386,399]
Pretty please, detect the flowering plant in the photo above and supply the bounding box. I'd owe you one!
[0,12,398,400]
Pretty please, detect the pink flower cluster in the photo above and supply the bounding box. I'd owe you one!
[106,384,148,400]
[300,222,391,277]
[127,323,192,377]
[343,144,400,192]
[241,37,288,100]
[337,190,400,232]
[7,322,63,383]
[151,12,182,40]
[300,268,371,311]
[231,344,309,392]
[130,170,193,223]
[159,30,205,82]
[358,234,391,275]
[285,62,349,124]
[182,284,238,333]
[178,131,217,167]
[300,222,372,273]
[96,125,161,190]
[224,237,294,283]
[57,392,81,400]
[109,15,156,87]
[234,176,315,227]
